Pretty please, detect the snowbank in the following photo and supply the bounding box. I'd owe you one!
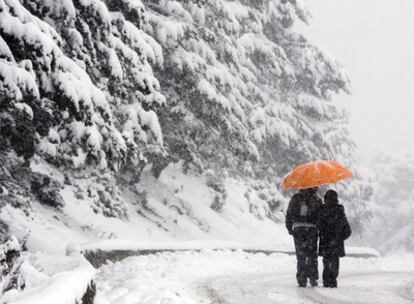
[69,239,295,267]
[70,239,380,269]
[2,161,292,256]
[70,239,291,254]
[70,239,380,257]
[1,254,95,304]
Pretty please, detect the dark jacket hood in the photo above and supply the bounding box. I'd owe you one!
[324,190,338,205]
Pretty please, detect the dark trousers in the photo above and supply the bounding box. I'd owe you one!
[293,227,318,284]
[322,256,339,287]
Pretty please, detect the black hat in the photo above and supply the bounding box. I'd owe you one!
[324,190,338,204]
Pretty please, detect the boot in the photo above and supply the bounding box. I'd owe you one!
[310,279,318,287]
[298,278,307,288]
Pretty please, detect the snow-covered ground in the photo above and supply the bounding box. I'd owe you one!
[0,162,290,255]
[0,253,94,304]
[94,250,414,304]
[0,161,395,303]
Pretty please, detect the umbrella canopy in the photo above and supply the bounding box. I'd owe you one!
[283,160,353,190]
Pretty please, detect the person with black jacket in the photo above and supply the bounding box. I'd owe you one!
[286,187,322,287]
[317,190,352,288]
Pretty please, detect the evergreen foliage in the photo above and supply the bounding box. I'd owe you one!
[143,0,353,178]
[0,0,369,226]
[1,0,165,170]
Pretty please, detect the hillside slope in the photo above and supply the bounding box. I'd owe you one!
[0,0,369,251]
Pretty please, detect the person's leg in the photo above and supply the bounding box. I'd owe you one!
[294,229,307,287]
[331,257,340,288]
[322,257,331,287]
[297,252,307,287]
[306,228,319,285]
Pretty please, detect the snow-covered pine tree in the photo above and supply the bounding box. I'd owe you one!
[0,0,371,232]
[142,0,371,224]
[0,0,168,214]
[143,0,352,177]
[0,0,165,171]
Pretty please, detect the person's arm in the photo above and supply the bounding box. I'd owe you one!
[312,196,323,226]
[285,196,296,235]
[316,196,323,208]
[314,205,322,231]
[339,206,352,240]
[341,217,352,240]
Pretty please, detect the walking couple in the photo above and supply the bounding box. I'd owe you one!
[286,188,352,288]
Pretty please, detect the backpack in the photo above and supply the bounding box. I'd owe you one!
[300,200,309,217]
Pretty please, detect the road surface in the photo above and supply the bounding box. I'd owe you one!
[93,250,414,304]
[204,271,414,304]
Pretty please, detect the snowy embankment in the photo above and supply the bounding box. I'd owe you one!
[0,240,381,304]
[0,253,95,304]
[71,239,274,253]
[93,250,414,304]
[1,162,291,256]
[71,239,380,265]
[73,239,378,255]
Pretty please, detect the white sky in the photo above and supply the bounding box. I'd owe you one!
[300,0,414,157]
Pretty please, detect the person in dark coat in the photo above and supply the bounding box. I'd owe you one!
[286,187,322,287]
[317,190,352,288]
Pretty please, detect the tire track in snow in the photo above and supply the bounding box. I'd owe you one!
[302,272,414,304]
[203,273,315,304]
[203,272,414,304]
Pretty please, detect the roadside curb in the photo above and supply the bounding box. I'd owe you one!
[82,248,379,268]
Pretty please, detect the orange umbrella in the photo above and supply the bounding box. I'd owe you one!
[283,160,353,190]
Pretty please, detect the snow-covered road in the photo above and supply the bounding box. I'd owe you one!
[94,251,414,304]
[205,271,414,304]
